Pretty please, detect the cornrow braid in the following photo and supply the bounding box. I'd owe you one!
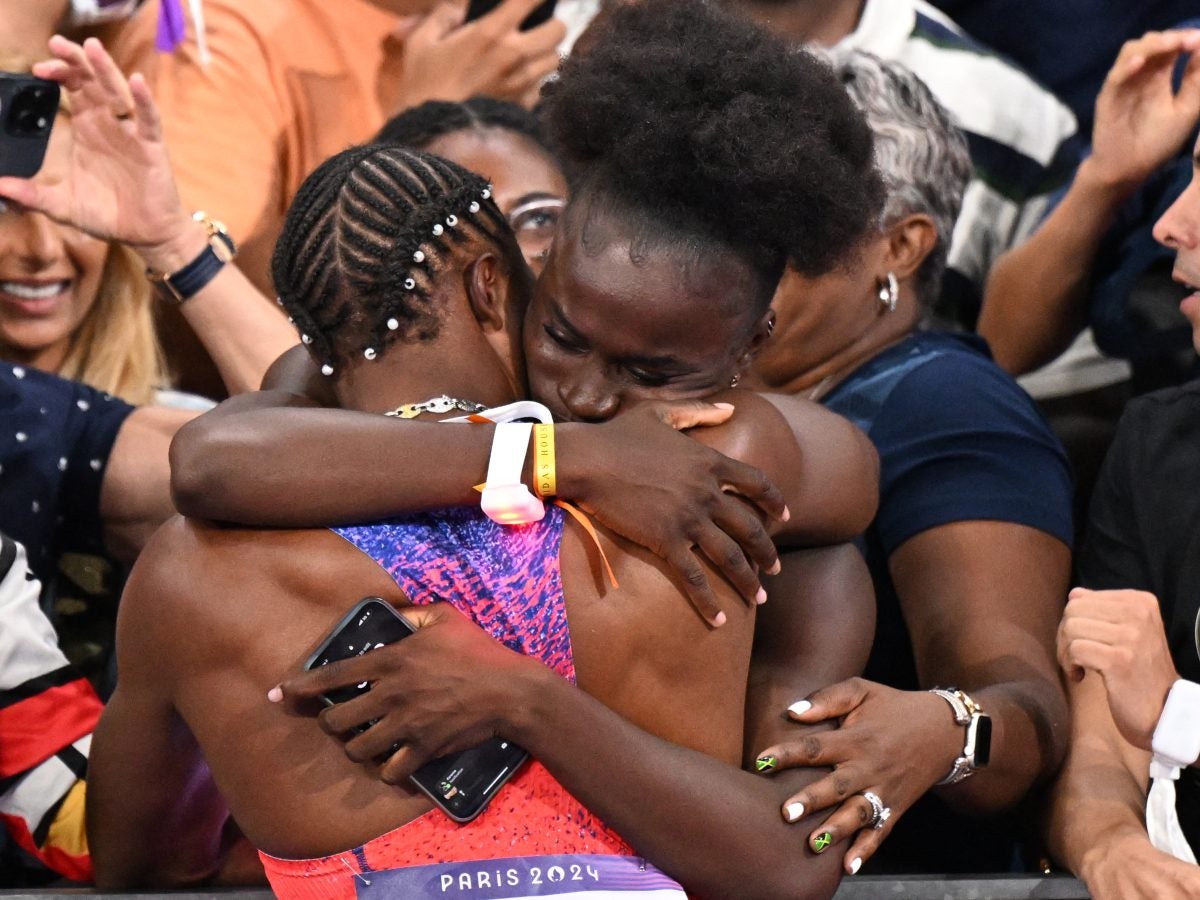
[272,144,515,374]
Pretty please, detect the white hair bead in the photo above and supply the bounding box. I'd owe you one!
[468,201,480,214]
[413,250,425,263]
[482,187,491,200]
[387,318,399,330]
[432,224,444,236]
[321,364,334,376]
[364,348,377,361]
[404,277,416,290]
[301,334,312,345]
[446,215,458,227]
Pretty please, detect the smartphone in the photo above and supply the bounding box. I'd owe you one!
[305,597,530,823]
[465,0,557,32]
[0,74,59,179]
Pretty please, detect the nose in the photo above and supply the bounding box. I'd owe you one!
[558,364,621,423]
[1153,181,1200,251]
[10,211,62,269]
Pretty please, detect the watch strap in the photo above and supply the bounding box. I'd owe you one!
[1152,679,1200,774]
[148,212,236,305]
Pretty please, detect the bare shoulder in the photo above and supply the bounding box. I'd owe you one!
[120,519,399,659]
[685,389,803,483]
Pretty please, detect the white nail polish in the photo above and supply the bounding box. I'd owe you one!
[784,802,805,822]
[788,699,812,717]
[849,857,862,875]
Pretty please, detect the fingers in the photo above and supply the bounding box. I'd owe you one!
[1109,29,1200,87]
[841,813,893,874]
[83,37,135,116]
[712,498,780,577]
[757,729,850,774]
[409,2,463,47]
[806,792,876,856]
[654,399,736,431]
[129,73,163,142]
[715,456,788,524]
[786,678,869,724]
[774,764,864,820]
[691,523,763,608]
[0,178,42,211]
[664,547,726,627]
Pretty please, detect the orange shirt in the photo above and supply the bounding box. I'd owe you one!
[120,0,403,295]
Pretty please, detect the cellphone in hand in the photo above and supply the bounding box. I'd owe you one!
[465,0,558,31]
[0,74,59,179]
[305,597,529,823]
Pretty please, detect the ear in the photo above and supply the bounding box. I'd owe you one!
[735,307,777,370]
[463,253,510,335]
[882,213,938,282]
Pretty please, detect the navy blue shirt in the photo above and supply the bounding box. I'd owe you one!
[0,364,135,582]
[824,331,1073,872]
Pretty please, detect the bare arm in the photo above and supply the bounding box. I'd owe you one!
[1045,672,1200,899]
[281,545,874,898]
[99,405,195,563]
[87,540,260,888]
[979,30,1200,375]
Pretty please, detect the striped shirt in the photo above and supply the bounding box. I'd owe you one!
[840,0,1082,326]
[0,534,99,881]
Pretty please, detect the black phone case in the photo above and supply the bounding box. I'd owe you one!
[305,597,529,823]
[464,0,557,31]
[0,75,60,179]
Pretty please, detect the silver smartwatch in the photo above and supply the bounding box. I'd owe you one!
[929,687,992,785]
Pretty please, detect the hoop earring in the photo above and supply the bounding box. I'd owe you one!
[730,373,741,388]
[878,272,899,313]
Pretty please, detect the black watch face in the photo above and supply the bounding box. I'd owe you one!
[973,715,992,768]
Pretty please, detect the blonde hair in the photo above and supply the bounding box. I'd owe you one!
[0,54,168,405]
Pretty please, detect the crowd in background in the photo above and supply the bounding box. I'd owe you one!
[1,0,1199,896]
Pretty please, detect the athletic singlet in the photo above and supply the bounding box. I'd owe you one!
[259,507,687,899]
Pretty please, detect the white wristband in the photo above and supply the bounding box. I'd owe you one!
[480,423,544,526]
[1151,679,1200,777]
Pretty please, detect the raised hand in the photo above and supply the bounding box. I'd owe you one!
[1089,29,1200,192]
[557,399,788,627]
[379,0,566,113]
[0,36,198,263]
[753,678,963,874]
[1057,587,1179,751]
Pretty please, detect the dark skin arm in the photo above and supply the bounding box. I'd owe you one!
[171,351,877,622]
[87,538,263,888]
[760,521,1071,870]
[280,544,874,899]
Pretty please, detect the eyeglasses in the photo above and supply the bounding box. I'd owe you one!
[507,197,565,262]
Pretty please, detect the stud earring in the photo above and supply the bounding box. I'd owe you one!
[766,316,776,338]
[730,373,742,388]
[878,272,899,313]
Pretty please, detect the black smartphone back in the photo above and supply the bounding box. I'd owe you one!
[305,597,529,823]
[0,74,59,179]
[465,0,557,31]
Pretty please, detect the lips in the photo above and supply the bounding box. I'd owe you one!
[0,280,71,315]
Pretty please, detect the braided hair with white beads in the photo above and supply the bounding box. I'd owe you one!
[271,144,521,374]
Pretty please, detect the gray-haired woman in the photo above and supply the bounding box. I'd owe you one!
[747,50,1075,876]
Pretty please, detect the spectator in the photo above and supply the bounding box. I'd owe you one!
[377,97,567,274]
[929,0,1199,137]
[1045,121,1200,899]
[726,0,1080,330]
[0,55,166,407]
[115,0,566,397]
[0,532,102,884]
[743,50,1072,874]
[0,37,298,396]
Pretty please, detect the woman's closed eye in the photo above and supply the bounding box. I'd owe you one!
[543,323,585,353]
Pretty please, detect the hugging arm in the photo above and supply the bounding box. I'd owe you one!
[280,544,873,899]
